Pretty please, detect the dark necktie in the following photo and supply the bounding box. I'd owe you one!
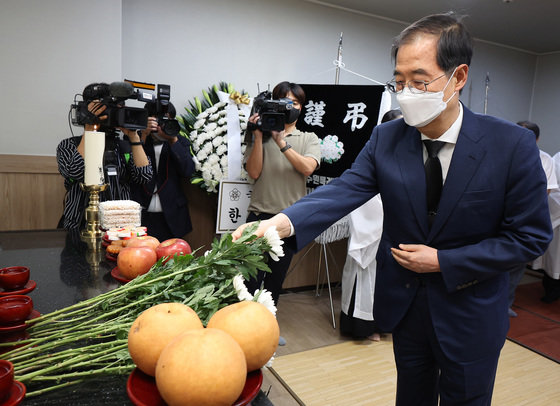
[423,140,445,224]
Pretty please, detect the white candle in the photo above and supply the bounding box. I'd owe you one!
[84,129,105,185]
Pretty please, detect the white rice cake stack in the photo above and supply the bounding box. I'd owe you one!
[99,200,141,229]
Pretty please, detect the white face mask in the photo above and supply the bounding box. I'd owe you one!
[396,68,457,128]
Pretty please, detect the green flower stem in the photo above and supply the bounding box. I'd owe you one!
[5,323,127,361]
[16,342,130,382]
[12,338,128,372]
[26,380,83,398]
[29,365,133,382]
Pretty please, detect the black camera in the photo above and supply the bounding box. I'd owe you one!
[70,81,180,136]
[250,90,294,132]
[144,84,180,137]
[70,82,148,131]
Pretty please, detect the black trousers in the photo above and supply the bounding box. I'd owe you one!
[244,212,296,305]
[141,211,175,242]
[393,283,500,406]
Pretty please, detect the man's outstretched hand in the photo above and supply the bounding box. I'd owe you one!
[232,213,292,241]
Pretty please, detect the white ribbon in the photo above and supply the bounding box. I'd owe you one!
[377,88,393,125]
[217,91,253,180]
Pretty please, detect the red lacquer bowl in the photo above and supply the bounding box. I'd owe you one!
[0,267,30,291]
[0,360,14,400]
[0,296,33,325]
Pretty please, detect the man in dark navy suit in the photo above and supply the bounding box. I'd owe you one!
[234,12,552,405]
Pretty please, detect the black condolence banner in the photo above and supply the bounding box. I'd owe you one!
[297,84,385,192]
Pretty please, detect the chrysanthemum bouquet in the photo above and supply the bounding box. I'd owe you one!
[178,82,251,193]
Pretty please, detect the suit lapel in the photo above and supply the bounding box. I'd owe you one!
[396,126,430,235]
[429,108,486,239]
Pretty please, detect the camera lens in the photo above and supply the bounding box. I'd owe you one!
[162,119,180,137]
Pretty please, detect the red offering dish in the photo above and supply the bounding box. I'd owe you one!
[0,360,13,400]
[0,380,25,406]
[0,267,30,291]
[0,296,33,325]
[0,281,36,297]
[0,310,40,334]
[105,252,117,262]
[126,368,263,406]
[111,267,132,284]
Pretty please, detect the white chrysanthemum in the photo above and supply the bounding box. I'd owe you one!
[202,171,213,185]
[209,113,220,121]
[196,111,209,120]
[196,132,207,143]
[220,154,228,167]
[211,167,224,182]
[206,105,219,114]
[219,109,228,116]
[320,135,345,164]
[264,226,284,261]
[193,119,205,129]
[190,130,198,137]
[205,122,218,131]
[215,126,227,135]
[202,143,213,155]
[233,274,254,301]
[207,154,220,166]
[197,150,208,162]
[212,136,224,147]
[218,117,227,125]
[216,144,227,156]
[254,288,277,316]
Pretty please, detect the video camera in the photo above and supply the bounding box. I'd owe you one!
[249,90,295,132]
[70,80,180,136]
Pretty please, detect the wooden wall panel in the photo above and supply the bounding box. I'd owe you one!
[1,154,346,288]
[1,155,65,231]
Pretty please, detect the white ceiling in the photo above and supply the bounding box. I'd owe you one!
[306,0,560,54]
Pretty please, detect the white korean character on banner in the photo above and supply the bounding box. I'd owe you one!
[304,100,326,127]
[343,102,368,131]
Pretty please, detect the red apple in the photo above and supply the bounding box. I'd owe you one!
[156,238,192,263]
[117,247,157,280]
[126,236,160,251]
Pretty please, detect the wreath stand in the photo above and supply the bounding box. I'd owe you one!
[286,217,349,329]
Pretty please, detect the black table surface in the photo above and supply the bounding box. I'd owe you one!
[0,229,273,406]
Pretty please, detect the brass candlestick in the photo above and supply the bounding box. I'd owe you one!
[80,183,108,244]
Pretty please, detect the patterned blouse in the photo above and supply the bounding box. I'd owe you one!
[56,135,153,229]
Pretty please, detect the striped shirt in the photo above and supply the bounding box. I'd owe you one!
[56,136,153,229]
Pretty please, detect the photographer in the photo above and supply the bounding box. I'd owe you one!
[130,102,195,241]
[57,88,154,230]
[244,81,321,322]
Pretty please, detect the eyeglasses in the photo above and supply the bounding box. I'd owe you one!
[386,73,448,94]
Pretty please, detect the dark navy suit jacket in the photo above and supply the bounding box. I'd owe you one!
[132,136,195,238]
[284,105,552,363]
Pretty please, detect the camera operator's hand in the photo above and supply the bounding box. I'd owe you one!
[131,117,159,143]
[84,101,107,131]
[271,130,287,148]
[152,117,178,145]
[249,113,263,139]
